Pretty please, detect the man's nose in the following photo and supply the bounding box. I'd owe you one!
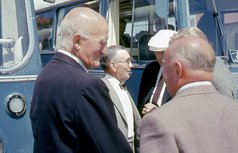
[129,61,133,68]
[100,46,107,56]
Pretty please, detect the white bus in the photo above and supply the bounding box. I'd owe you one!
[1,0,238,152]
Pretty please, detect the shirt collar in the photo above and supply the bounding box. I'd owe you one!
[58,50,88,72]
[105,74,120,84]
[176,81,212,95]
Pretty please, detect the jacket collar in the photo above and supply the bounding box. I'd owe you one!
[53,51,87,72]
[175,84,218,98]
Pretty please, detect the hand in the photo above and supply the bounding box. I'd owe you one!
[142,103,158,115]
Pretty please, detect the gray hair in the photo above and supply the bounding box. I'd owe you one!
[169,27,215,72]
[170,27,208,44]
[100,45,127,70]
[59,13,90,50]
[172,42,215,72]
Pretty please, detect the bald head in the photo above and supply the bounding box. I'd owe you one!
[65,7,107,36]
[163,37,216,96]
[59,7,108,69]
[60,7,108,51]
[168,37,215,72]
[170,27,208,44]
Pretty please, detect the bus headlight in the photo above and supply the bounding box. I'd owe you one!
[5,93,26,119]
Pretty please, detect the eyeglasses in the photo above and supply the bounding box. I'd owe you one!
[115,58,132,66]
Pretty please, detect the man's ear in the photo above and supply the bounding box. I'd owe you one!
[110,61,117,72]
[73,34,81,49]
[175,61,183,79]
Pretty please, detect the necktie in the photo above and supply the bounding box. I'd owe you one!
[151,79,165,106]
[119,83,127,90]
[149,67,164,106]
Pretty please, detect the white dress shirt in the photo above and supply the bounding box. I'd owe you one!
[58,50,88,72]
[106,75,134,138]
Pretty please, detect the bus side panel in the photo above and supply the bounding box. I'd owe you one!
[0,81,35,153]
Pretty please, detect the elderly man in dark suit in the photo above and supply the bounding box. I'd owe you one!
[30,7,132,153]
[140,34,238,152]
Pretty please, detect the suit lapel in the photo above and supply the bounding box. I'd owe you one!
[101,78,127,122]
[126,90,141,124]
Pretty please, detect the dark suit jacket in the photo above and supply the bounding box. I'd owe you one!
[137,61,171,116]
[140,85,238,153]
[150,79,171,106]
[30,52,132,153]
[137,61,160,114]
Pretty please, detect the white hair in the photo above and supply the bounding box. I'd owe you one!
[59,14,90,50]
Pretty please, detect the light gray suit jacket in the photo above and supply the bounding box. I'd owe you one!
[102,78,141,153]
[140,85,238,153]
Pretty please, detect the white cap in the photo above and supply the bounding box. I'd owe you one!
[148,29,177,52]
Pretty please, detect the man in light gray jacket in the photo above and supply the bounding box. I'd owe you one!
[100,45,141,153]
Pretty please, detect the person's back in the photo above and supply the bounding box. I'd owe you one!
[146,86,238,153]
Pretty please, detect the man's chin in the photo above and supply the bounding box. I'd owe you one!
[128,71,132,77]
[90,61,100,69]
[125,75,131,80]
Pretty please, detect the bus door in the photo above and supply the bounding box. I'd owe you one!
[0,0,41,152]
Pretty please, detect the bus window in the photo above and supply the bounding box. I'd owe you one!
[120,18,130,48]
[129,0,176,61]
[224,12,238,51]
[36,11,54,51]
[0,0,29,69]
[187,0,238,57]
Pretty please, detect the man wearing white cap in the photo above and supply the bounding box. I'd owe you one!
[142,29,176,115]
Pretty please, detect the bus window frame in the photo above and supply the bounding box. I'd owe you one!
[0,0,37,75]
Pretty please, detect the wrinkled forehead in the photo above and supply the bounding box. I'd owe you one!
[72,9,108,39]
[155,51,165,56]
[85,23,108,41]
[114,49,130,59]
